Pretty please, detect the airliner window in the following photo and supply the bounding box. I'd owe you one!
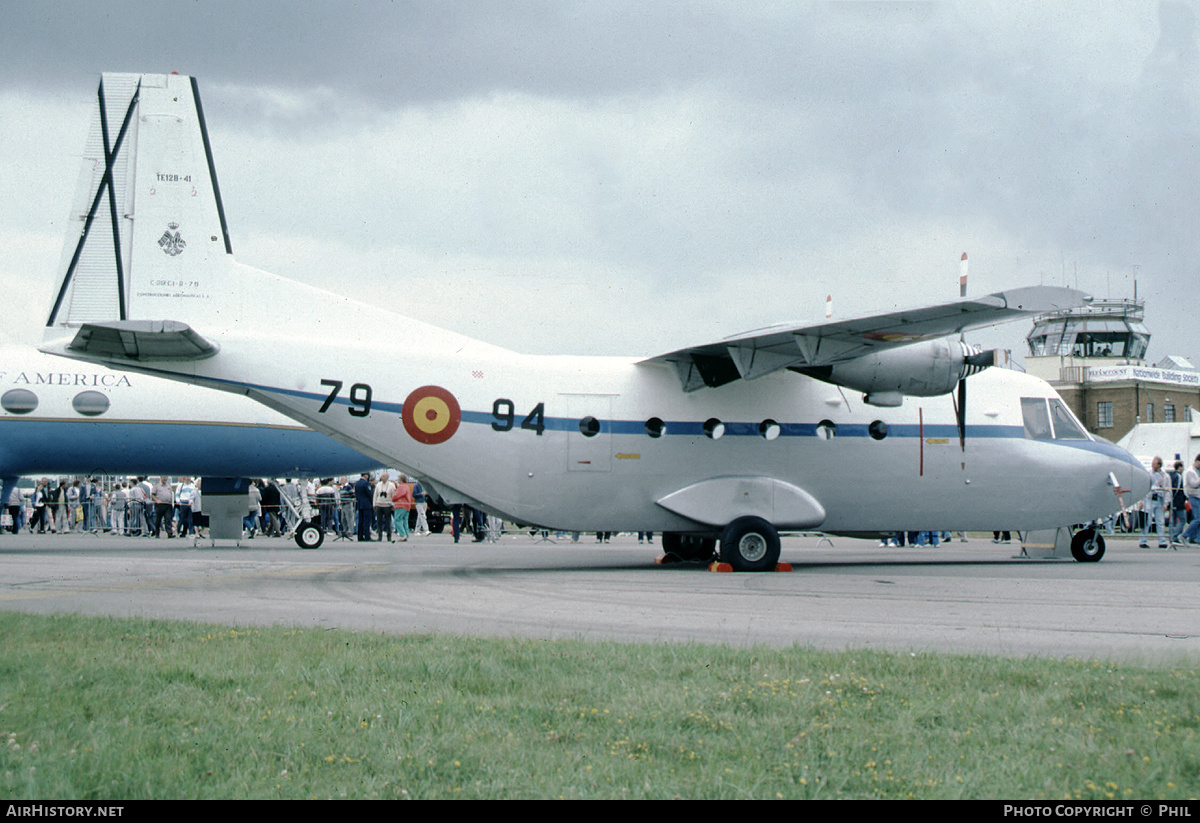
[1021,398,1053,440]
[1048,399,1088,440]
[816,420,837,440]
[869,420,888,440]
[1,388,37,414]
[704,418,725,440]
[644,417,666,438]
[579,416,600,437]
[72,391,110,417]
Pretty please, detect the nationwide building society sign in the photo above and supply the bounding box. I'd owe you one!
[1085,365,1200,387]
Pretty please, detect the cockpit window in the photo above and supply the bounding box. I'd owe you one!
[1022,397,1090,441]
[1048,399,1088,440]
[1021,398,1053,440]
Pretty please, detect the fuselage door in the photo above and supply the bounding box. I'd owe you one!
[559,393,614,472]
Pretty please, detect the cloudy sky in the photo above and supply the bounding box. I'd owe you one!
[2,1,1196,363]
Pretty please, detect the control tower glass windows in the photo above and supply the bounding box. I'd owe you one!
[1025,300,1149,360]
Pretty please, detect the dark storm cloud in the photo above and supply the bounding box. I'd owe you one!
[0,2,978,113]
[2,1,761,104]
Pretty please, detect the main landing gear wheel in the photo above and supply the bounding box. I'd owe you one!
[295,519,325,550]
[719,516,781,572]
[661,533,717,563]
[1070,528,1104,562]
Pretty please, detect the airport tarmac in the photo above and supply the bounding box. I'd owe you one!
[0,530,1197,662]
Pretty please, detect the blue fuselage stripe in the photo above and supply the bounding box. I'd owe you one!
[117,369,1126,459]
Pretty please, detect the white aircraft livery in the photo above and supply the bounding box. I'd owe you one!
[40,73,1150,569]
[0,344,384,489]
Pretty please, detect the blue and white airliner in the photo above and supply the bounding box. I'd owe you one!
[0,343,381,517]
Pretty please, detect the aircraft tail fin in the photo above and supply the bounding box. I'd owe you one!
[44,73,232,355]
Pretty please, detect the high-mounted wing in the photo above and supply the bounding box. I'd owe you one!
[646,286,1089,394]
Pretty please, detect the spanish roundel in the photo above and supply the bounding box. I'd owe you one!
[401,385,461,445]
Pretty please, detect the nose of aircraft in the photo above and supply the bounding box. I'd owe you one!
[1116,446,1152,501]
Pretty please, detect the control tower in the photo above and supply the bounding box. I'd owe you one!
[1025,298,1149,376]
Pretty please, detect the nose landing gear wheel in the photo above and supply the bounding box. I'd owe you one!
[1070,528,1104,562]
[719,516,781,572]
[296,519,325,550]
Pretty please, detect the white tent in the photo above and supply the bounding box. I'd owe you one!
[1117,418,1200,470]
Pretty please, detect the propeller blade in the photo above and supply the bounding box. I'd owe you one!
[964,349,998,371]
[956,378,967,453]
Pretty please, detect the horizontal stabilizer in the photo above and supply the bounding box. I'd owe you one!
[65,320,219,361]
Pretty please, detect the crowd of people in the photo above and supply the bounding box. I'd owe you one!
[335,471,427,542]
[0,472,499,544]
[1136,454,1200,548]
[341,471,507,544]
[3,476,289,539]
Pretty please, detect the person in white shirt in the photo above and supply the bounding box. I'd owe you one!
[373,472,396,542]
[176,477,196,536]
[1139,456,1169,548]
[110,482,128,535]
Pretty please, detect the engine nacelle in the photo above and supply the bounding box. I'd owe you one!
[796,339,993,405]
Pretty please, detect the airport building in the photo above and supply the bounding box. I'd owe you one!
[1023,297,1200,443]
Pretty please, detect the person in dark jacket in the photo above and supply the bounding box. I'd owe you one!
[353,473,374,541]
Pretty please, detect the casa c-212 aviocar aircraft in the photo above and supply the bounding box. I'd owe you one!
[40,72,1150,570]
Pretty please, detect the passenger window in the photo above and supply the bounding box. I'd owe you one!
[1048,399,1088,440]
[704,418,725,440]
[1021,398,1053,440]
[72,390,111,417]
[1,388,37,414]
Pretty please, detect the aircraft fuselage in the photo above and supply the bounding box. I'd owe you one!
[135,331,1142,536]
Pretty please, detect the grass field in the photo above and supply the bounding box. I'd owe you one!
[0,612,1196,799]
